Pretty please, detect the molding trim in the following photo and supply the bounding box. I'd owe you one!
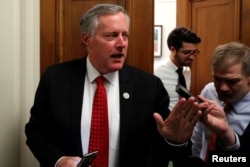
[20,0,40,167]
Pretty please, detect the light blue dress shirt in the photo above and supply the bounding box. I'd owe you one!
[192,82,250,159]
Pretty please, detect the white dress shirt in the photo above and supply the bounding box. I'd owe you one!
[154,57,191,110]
[81,57,120,167]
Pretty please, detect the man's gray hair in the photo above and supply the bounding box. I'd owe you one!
[211,42,250,76]
[80,4,130,35]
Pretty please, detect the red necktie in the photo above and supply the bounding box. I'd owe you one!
[205,132,217,163]
[88,76,109,167]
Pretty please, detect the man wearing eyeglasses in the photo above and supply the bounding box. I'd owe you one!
[154,26,201,111]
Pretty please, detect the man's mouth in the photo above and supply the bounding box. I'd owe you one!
[219,93,232,100]
[111,54,124,58]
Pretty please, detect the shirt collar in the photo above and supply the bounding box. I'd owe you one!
[166,56,190,72]
[166,56,178,71]
[86,56,118,85]
[232,92,250,114]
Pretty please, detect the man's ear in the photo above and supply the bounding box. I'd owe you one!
[170,46,176,54]
[81,32,90,46]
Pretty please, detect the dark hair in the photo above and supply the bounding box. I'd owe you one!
[167,26,201,50]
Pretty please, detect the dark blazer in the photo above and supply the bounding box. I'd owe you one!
[25,57,191,167]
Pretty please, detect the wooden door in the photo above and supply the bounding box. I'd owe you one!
[241,0,250,47]
[177,0,242,95]
[40,0,154,75]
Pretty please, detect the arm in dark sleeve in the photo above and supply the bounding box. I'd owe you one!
[151,77,192,167]
[25,69,67,167]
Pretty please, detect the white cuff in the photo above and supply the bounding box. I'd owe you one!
[164,138,188,147]
[218,132,240,150]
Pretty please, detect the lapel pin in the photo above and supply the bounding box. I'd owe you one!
[123,92,130,99]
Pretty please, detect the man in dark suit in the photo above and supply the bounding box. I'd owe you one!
[25,4,203,167]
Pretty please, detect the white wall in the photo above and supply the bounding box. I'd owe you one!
[154,0,176,69]
[0,0,40,167]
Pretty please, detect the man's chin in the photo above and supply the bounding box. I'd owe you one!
[185,62,192,66]
[218,95,232,103]
[112,67,123,71]
[109,65,124,72]
[112,62,124,68]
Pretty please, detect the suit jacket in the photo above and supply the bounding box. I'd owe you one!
[25,58,191,167]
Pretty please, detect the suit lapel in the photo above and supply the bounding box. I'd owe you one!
[118,65,133,157]
[70,58,86,155]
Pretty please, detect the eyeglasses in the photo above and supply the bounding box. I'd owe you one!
[178,49,200,56]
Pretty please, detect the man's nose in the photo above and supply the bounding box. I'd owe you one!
[115,35,126,48]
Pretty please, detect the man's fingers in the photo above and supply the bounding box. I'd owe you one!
[153,112,164,127]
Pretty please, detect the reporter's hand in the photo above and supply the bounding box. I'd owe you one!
[56,156,81,167]
[198,95,236,147]
[154,97,202,144]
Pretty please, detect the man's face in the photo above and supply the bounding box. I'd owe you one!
[173,42,199,67]
[213,63,250,103]
[82,12,129,74]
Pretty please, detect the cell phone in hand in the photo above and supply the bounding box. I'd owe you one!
[77,151,98,167]
[175,84,202,103]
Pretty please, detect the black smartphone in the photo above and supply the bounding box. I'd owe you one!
[175,84,202,103]
[77,151,98,167]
